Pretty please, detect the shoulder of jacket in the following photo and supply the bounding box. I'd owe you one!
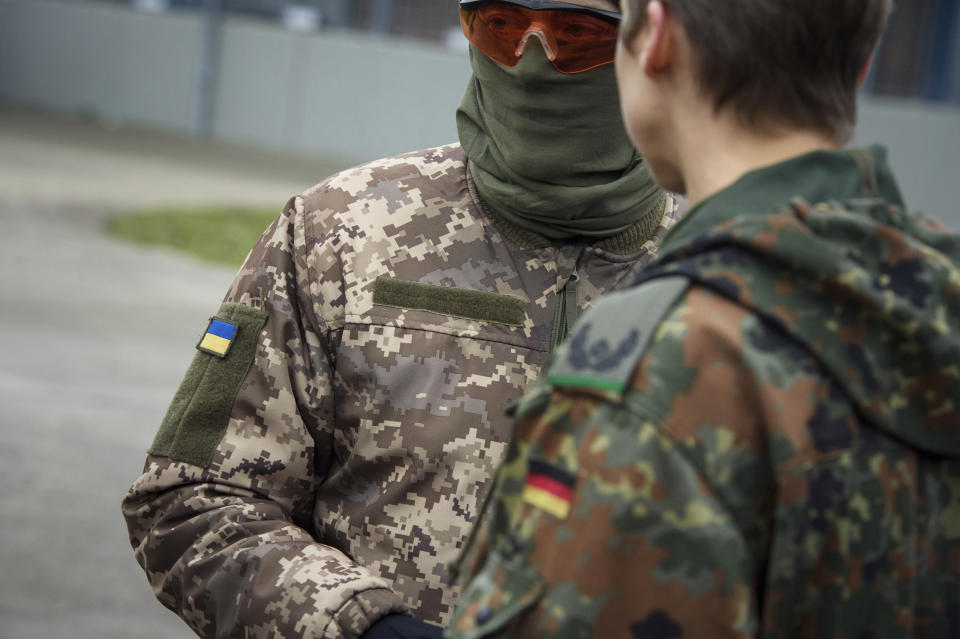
[299,144,465,206]
[546,275,690,398]
[284,144,468,239]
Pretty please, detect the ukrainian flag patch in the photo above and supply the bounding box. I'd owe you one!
[522,460,576,519]
[197,318,238,358]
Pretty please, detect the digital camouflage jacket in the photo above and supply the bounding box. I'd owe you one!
[121,144,680,639]
[448,147,960,638]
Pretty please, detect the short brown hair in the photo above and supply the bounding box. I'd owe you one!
[620,0,892,141]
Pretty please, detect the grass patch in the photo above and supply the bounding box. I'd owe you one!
[106,206,278,268]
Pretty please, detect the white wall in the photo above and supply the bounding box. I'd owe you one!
[0,0,202,131]
[855,98,960,225]
[0,0,957,225]
[211,19,470,159]
[0,0,469,162]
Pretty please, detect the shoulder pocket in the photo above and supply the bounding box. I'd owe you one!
[547,274,689,398]
[372,276,525,326]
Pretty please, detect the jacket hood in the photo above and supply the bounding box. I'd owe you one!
[643,147,960,458]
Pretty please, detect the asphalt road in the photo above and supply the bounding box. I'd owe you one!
[0,106,349,639]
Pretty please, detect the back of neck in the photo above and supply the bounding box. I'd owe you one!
[680,115,842,206]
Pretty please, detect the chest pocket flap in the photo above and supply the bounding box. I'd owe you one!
[373,276,526,326]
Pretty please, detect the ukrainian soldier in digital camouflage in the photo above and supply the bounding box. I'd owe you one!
[121,1,684,637]
[447,0,960,637]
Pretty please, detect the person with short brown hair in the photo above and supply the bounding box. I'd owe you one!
[618,0,890,143]
[446,1,960,637]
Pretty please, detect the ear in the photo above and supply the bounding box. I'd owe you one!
[640,0,672,74]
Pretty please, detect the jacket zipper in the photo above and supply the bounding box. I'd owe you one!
[549,247,585,354]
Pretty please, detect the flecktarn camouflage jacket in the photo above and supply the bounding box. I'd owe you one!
[121,143,680,639]
[448,147,960,638]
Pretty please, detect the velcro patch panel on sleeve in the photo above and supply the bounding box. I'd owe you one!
[547,275,689,396]
[149,302,268,468]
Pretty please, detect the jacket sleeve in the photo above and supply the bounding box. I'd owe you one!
[121,196,408,639]
[445,394,758,639]
[446,290,766,639]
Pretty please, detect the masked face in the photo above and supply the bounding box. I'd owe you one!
[466,40,634,183]
[458,0,621,74]
[458,0,630,183]
[456,9,664,241]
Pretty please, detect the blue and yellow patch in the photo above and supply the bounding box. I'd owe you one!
[197,318,237,358]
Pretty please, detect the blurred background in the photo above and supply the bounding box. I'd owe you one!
[0,1,957,638]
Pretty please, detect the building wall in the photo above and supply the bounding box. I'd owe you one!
[1,0,957,226]
[854,99,960,226]
[0,0,469,160]
[0,0,202,131]
[211,18,470,158]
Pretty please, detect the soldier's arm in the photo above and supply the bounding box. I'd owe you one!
[447,399,758,638]
[122,196,408,639]
[447,286,769,638]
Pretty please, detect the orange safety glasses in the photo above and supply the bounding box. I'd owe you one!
[459,0,621,74]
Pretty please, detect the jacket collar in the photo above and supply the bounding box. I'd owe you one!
[467,165,667,255]
[657,145,906,256]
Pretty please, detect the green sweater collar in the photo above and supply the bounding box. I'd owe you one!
[467,165,666,254]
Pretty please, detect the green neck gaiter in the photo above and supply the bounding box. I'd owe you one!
[457,45,663,241]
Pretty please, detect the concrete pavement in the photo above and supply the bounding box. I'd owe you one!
[0,106,350,639]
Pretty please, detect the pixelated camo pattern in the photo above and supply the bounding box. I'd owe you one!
[449,153,960,638]
[122,143,681,639]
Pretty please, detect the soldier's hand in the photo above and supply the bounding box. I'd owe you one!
[362,614,444,639]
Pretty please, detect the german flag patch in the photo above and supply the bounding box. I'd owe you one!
[197,318,237,358]
[522,460,576,519]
